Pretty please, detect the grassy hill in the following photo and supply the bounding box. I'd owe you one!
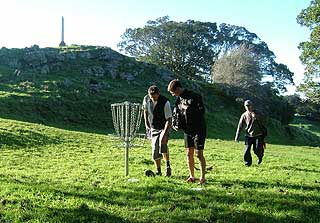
[0,46,319,222]
[0,46,319,145]
[0,45,173,132]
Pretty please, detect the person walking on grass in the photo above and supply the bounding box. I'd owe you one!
[235,100,267,166]
[167,79,207,185]
[142,85,172,176]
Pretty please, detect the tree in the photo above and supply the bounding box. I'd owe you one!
[119,16,294,92]
[297,0,320,104]
[216,23,294,92]
[118,16,220,80]
[213,45,295,124]
[212,45,261,96]
[298,80,320,104]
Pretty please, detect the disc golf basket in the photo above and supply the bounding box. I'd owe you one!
[111,101,143,176]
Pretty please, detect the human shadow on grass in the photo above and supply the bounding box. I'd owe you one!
[0,128,61,149]
[44,205,138,223]
[217,178,320,192]
[53,184,320,223]
[271,165,320,174]
[2,175,319,223]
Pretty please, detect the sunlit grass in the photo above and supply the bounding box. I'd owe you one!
[0,118,319,222]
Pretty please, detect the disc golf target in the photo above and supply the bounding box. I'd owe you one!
[111,101,143,176]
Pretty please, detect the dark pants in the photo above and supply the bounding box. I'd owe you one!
[244,135,264,166]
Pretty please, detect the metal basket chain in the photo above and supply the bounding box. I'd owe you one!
[130,105,137,139]
[125,102,130,141]
[111,102,143,142]
[135,105,143,135]
[111,105,120,137]
[134,104,143,137]
[120,105,125,140]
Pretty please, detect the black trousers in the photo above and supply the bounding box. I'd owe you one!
[244,135,264,166]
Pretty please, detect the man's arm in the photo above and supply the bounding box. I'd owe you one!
[142,95,150,132]
[194,93,205,114]
[200,95,205,114]
[161,101,173,144]
[144,110,150,132]
[235,114,245,142]
[163,117,172,135]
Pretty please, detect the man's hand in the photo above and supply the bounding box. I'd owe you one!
[145,126,151,139]
[161,132,169,145]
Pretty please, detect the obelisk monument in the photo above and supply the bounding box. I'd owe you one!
[59,16,66,47]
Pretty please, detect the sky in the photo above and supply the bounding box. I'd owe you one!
[0,0,311,94]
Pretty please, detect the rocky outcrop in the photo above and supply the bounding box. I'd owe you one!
[0,45,176,82]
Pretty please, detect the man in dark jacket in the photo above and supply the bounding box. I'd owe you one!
[167,79,207,185]
[235,100,266,166]
[143,85,172,176]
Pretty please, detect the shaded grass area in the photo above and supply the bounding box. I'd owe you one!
[1,65,320,148]
[290,116,320,137]
[0,118,319,222]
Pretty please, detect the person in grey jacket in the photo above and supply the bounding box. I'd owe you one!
[235,100,266,166]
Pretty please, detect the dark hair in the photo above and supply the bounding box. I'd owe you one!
[167,79,182,91]
[148,85,160,95]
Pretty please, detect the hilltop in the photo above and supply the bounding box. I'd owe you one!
[0,45,175,131]
[0,45,319,146]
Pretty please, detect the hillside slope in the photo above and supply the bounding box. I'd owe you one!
[0,45,176,132]
[0,45,319,146]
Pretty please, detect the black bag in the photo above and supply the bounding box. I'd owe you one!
[172,106,186,131]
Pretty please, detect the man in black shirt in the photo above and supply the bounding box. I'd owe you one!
[167,79,207,185]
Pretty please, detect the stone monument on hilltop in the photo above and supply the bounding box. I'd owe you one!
[59,16,66,47]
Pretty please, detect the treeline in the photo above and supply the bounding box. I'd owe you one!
[295,0,320,121]
[118,16,296,124]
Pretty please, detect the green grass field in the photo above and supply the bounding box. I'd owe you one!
[0,117,319,223]
[0,48,319,222]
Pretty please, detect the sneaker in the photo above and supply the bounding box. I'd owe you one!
[198,178,206,185]
[165,167,172,177]
[258,158,263,165]
[186,177,195,183]
[155,171,162,176]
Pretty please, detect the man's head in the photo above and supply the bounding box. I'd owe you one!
[244,100,253,112]
[167,79,183,96]
[148,85,160,102]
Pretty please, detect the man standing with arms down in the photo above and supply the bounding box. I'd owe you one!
[167,79,207,185]
[143,85,172,176]
[235,100,266,166]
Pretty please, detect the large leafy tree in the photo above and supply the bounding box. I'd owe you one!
[212,45,295,123]
[297,0,320,105]
[118,16,220,80]
[119,16,294,91]
[212,45,261,94]
[216,23,294,92]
